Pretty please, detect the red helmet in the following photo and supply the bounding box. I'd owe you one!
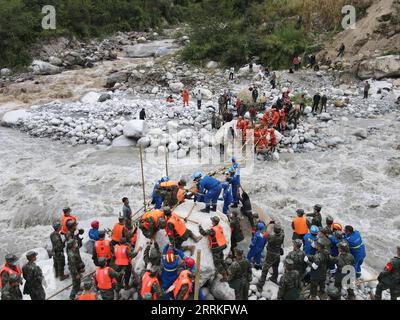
[332,223,342,231]
[165,249,175,264]
[184,257,195,269]
[91,220,99,229]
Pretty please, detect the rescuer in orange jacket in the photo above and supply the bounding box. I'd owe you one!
[262,110,270,128]
[0,254,22,289]
[199,216,229,281]
[92,230,113,266]
[267,126,277,152]
[242,119,251,143]
[163,207,202,249]
[182,89,189,107]
[291,209,310,241]
[140,265,163,300]
[94,257,119,300]
[60,207,77,235]
[170,269,193,300]
[271,107,280,129]
[113,237,142,290]
[139,209,167,239]
[126,219,138,249]
[76,280,98,300]
[111,215,128,246]
[257,125,269,154]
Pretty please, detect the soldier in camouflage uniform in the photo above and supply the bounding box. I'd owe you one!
[144,240,162,272]
[229,209,244,257]
[257,222,285,291]
[22,251,46,300]
[65,220,84,250]
[306,204,323,228]
[374,246,400,300]
[67,239,85,300]
[1,274,22,300]
[50,221,69,280]
[330,241,355,300]
[228,248,252,300]
[305,240,329,300]
[286,239,307,280]
[277,258,302,300]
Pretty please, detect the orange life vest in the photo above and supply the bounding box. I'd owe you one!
[95,266,116,290]
[140,271,160,300]
[293,216,309,235]
[77,292,97,300]
[268,128,277,145]
[0,265,22,288]
[236,120,244,130]
[208,225,227,248]
[279,109,286,123]
[271,110,280,126]
[114,244,130,266]
[111,223,126,243]
[160,181,178,189]
[173,270,193,300]
[167,213,187,237]
[60,214,77,235]
[141,210,165,230]
[130,227,138,246]
[94,239,112,260]
[177,188,186,203]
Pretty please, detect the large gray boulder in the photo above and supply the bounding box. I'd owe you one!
[0,68,11,76]
[30,60,60,75]
[125,39,180,58]
[123,120,146,139]
[1,110,30,127]
[106,71,130,88]
[358,55,400,80]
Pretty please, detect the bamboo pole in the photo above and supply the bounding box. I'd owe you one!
[165,151,169,177]
[354,278,378,285]
[194,249,201,300]
[139,146,147,212]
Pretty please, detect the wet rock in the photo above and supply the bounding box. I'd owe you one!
[358,55,400,80]
[169,81,184,93]
[352,128,368,139]
[0,68,11,76]
[106,71,130,88]
[123,120,146,139]
[30,60,60,75]
[1,110,30,127]
[98,93,111,102]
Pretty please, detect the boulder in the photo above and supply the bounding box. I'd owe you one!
[352,128,368,139]
[169,82,184,93]
[125,39,179,58]
[132,201,231,287]
[98,93,111,102]
[193,87,213,100]
[0,68,11,76]
[1,110,30,127]
[137,136,151,148]
[30,60,60,75]
[319,113,332,121]
[106,71,130,88]
[123,120,146,139]
[334,100,346,108]
[210,279,235,300]
[304,106,312,114]
[80,92,102,104]
[358,55,400,80]
[206,61,219,69]
[112,136,137,147]
[48,56,63,66]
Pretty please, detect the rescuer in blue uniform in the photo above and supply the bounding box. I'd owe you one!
[343,225,366,278]
[193,172,222,213]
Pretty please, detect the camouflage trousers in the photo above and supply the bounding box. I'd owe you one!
[53,251,66,276]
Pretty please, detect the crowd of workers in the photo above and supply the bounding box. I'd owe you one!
[1,154,399,301]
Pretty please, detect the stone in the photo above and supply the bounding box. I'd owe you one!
[169,82,184,93]
[48,56,63,66]
[125,39,179,58]
[206,61,219,69]
[319,113,332,121]
[123,120,146,139]
[30,60,60,75]
[335,100,346,108]
[358,55,400,80]
[137,136,151,148]
[106,71,130,88]
[1,110,30,127]
[98,93,111,102]
[0,68,11,76]
[81,92,102,104]
[352,128,368,139]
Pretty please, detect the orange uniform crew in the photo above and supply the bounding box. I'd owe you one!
[93,230,112,266]
[182,89,189,107]
[173,270,193,300]
[111,215,128,245]
[292,209,309,240]
[140,269,163,300]
[60,207,77,235]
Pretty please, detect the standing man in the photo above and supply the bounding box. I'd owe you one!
[93,230,112,266]
[257,222,285,291]
[312,93,321,114]
[363,81,370,99]
[270,72,277,89]
[229,156,240,208]
[306,204,323,228]
[139,108,146,120]
[1,274,22,300]
[60,207,77,235]
[0,254,22,289]
[114,237,141,290]
[228,248,252,300]
[22,251,46,300]
[50,221,69,280]
[277,258,302,300]
[67,239,85,300]
[320,94,328,113]
[182,89,189,107]
[229,209,244,257]
[337,43,345,58]
[199,216,229,282]
[139,266,164,300]
[196,89,203,110]
[343,225,366,279]
[229,67,234,80]
[291,209,310,241]
[286,240,307,280]
[305,240,329,300]
[374,246,400,300]
[111,214,128,246]
[252,86,259,104]
[122,197,132,221]
[247,223,267,270]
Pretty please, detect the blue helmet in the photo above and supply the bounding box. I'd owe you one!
[231,156,237,163]
[257,222,265,231]
[193,171,202,180]
[310,225,319,235]
[161,176,169,182]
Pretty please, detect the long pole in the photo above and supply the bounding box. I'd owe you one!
[194,249,201,300]
[46,271,95,300]
[139,146,147,211]
[165,151,169,177]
